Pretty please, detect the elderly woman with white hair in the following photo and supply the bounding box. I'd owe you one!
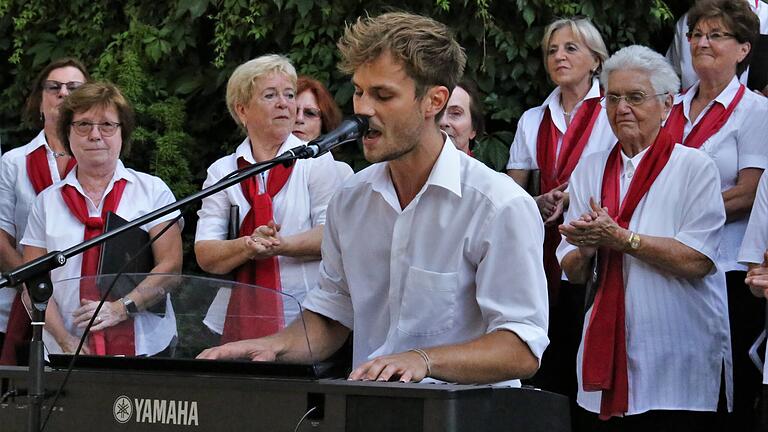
[195,54,341,344]
[557,45,731,428]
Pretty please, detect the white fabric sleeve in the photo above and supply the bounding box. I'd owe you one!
[19,193,47,249]
[0,155,17,237]
[740,171,768,264]
[475,193,549,363]
[674,154,726,266]
[506,113,537,170]
[142,176,183,231]
[194,163,230,242]
[736,96,768,171]
[301,193,353,329]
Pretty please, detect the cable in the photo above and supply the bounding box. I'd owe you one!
[293,406,317,432]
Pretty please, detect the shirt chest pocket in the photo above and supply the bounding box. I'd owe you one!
[397,266,458,337]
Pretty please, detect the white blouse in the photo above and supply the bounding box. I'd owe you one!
[506,80,617,172]
[21,161,181,356]
[195,134,342,333]
[670,76,768,272]
[557,144,731,415]
[0,131,67,333]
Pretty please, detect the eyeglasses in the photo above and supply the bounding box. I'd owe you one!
[299,108,321,119]
[42,80,84,93]
[70,121,122,137]
[685,30,736,43]
[602,92,667,107]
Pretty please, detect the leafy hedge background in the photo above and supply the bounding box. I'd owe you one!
[0,0,692,271]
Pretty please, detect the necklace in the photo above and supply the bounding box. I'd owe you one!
[52,151,69,159]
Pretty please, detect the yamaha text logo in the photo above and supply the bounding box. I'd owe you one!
[113,395,199,426]
[113,395,133,424]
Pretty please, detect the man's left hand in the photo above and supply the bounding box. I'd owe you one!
[348,350,429,383]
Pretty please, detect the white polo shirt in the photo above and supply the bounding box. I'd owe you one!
[195,134,341,332]
[557,144,732,414]
[670,76,768,272]
[506,80,617,172]
[21,161,181,356]
[0,131,67,333]
[303,138,550,386]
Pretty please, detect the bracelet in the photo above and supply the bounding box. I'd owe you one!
[409,348,432,376]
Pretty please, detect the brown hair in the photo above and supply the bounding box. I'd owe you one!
[687,0,759,75]
[297,76,342,133]
[456,79,485,142]
[23,57,90,128]
[57,81,136,157]
[337,12,466,101]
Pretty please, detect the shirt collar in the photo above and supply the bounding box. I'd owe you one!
[620,145,650,172]
[679,76,740,119]
[63,159,133,195]
[24,130,52,156]
[544,79,601,131]
[365,133,464,209]
[234,134,303,164]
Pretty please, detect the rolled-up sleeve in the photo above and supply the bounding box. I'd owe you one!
[194,163,230,242]
[476,194,549,363]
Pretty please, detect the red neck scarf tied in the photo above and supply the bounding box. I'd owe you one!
[664,83,745,149]
[221,158,294,344]
[0,145,76,365]
[61,178,133,356]
[26,145,77,194]
[582,130,675,419]
[536,95,603,303]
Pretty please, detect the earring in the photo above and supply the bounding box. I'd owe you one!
[40,112,44,122]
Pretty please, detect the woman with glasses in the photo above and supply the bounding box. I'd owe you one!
[20,81,182,357]
[439,79,485,157]
[662,1,768,428]
[558,45,730,429]
[666,0,767,91]
[0,58,89,365]
[505,17,616,403]
[195,55,341,344]
[293,75,353,180]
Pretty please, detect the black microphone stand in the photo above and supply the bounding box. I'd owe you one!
[0,144,315,432]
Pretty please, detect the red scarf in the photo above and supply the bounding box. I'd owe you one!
[26,145,77,194]
[582,130,675,419]
[664,84,745,149]
[0,145,76,365]
[61,178,133,356]
[536,95,602,302]
[221,158,294,344]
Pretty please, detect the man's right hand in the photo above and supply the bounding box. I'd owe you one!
[196,338,281,361]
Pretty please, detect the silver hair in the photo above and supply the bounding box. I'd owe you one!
[599,45,680,96]
[226,54,297,130]
[542,17,609,74]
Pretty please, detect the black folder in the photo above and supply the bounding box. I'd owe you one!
[98,211,164,314]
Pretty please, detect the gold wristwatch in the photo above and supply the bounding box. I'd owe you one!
[627,231,641,250]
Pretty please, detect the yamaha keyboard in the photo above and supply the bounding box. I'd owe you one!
[0,364,570,431]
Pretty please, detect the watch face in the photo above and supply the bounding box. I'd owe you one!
[123,298,138,314]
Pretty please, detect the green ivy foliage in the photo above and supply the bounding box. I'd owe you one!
[0,0,674,269]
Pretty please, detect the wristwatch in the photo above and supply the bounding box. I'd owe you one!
[627,231,641,250]
[121,297,139,316]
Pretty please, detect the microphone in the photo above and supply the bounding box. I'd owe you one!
[303,115,369,158]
